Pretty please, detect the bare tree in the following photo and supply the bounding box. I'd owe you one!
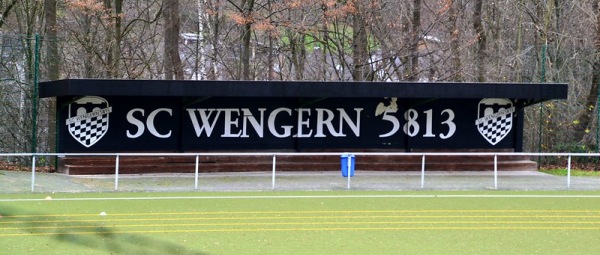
[572,0,600,143]
[164,0,184,79]
[223,0,256,80]
[43,0,58,160]
[408,0,421,81]
[447,0,462,81]
[59,1,163,78]
[473,0,486,82]
[0,0,18,28]
[351,0,368,81]
[1,0,600,156]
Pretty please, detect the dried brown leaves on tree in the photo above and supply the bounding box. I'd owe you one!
[0,0,599,154]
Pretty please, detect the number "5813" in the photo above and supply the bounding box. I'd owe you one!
[379,109,456,139]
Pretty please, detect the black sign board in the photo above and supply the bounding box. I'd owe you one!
[41,79,567,153]
[56,95,524,152]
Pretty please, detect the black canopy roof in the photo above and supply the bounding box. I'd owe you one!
[40,79,567,106]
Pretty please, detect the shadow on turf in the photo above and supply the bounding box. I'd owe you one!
[1,206,209,255]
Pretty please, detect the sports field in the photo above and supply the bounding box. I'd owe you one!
[2,191,600,254]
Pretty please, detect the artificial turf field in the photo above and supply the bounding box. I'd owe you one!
[2,191,600,255]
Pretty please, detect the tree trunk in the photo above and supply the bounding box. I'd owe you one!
[102,0,123,78]
[103,0,115,77]
[408,0,421,81]
[473,0,486,82]
[164,0,184,80]
[82,14,94,77]
[321,2,330,81]
[351,0,368,81]
[0,0,18,28]
[113,0,123,77]
[240,0,255,80]
[297,33,306,80]
[205,0,220,80]
[44,0,58,166]
[514,0,525,82]
[448,0,462,81]
[572,0,600,144]
[266,0,273,80]
[44,0,59,80]
[289,32,306,80]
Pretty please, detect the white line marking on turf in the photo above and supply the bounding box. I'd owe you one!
[3,194,600,202]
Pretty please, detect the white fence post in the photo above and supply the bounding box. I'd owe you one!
[272,154,276,190]
[194,155,199,190]
[567,155,572,189]
[31,155,36,192]
[114,155,120,191]
[420,155,425,189]
[493,154,498,189]
[346,155,351,190]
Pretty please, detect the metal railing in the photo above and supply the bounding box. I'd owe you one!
[0,152,597,192]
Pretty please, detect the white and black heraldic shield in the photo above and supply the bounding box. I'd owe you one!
[475,98,515,145]
[66,96,112,148]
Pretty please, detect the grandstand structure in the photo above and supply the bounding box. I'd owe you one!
[39,79,567,174]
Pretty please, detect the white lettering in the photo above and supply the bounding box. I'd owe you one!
[379,110,400,138]
[66,107,112,125]
[475,107,515,125]
[315,109,341,137]
[185,107,364,139]
[241,108,265,138]
[126,108,145,138]
[338,108,362,137]
[268,108,293,138]
[440,109,456,139]
[221,109,242,137]
[296,108,312,138]
[147,108,172,138]
[187,109,221,137]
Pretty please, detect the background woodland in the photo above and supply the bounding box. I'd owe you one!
[0,0,599,157]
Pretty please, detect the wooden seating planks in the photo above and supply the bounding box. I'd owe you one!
[58,153,537,175]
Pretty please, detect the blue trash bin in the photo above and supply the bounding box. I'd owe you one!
[340,154,355,177]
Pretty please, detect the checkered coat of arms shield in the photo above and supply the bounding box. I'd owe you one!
[475,98,515,145]
[66,96,112,148]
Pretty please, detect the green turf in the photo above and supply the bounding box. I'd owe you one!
[2,191,600,254]
[540,168,600,177]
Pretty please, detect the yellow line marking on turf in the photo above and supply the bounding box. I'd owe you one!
[4,220,600,231]
[3,194,600,203]
[3,214,600,225]
[3,209,600,218]
[0,215,600,225]
[3,226,600,237]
